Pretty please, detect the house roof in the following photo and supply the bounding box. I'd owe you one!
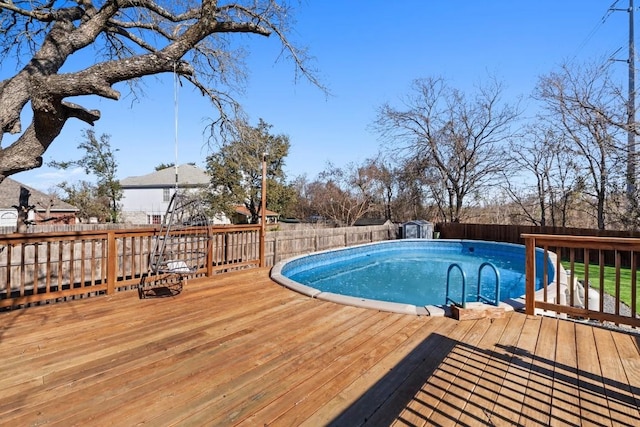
[0,177,78,212]
[353,218,392,226]
[121,164,210,188]
[235,205,279,217]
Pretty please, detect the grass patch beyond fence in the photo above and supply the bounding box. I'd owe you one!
[561,261,638,308]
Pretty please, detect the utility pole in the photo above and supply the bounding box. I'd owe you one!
[627,0,636,224]
[613,0,637,227]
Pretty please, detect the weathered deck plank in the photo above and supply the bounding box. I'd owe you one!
[454,315,512,426]
[519,315,558,426]
[549,316,581,426]
[576,321,614,427]
[0,268,638,426]
[463,312,528,426]
[592,326,640,426]
[493,315,542,425]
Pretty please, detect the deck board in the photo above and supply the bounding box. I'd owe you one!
[549,316,581,427]
[493,315,542,425]
[519,315,558,426]
[576,322,614,427]
[0,268,638,426]
[592,326,640,426]
[467,313,528,426]
[455,315,512,426]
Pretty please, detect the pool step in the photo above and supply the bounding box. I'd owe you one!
[451,301,507,321]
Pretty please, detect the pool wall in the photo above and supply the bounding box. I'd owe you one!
[271,239,554,316]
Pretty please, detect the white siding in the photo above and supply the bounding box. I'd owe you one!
[0,209,17,227]
[120,187,231,225]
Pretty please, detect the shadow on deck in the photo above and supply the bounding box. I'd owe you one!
[0,268,638,426]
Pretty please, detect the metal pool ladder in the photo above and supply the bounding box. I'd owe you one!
[445,262,501,308]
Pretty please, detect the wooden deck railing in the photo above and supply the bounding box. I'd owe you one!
[523,234,640,328]
[0,225,261,308]
[0,223,398,309]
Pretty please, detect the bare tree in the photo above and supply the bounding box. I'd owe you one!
[375,76,520,223]
[504,123,580,227]
[302,162,375,226]
[288,174,312,221]
[0,0,321,183]
[350,156,397,221]
[392,157,437,222]
[535,61,626,230]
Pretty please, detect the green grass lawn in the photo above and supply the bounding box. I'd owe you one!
[560,261,638,308]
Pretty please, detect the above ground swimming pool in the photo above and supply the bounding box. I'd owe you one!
[270,239,554,315]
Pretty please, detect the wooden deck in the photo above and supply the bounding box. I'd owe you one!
[1,269,639,426]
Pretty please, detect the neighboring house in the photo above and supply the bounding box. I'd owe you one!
[233,205,279,225]
[0,177,78,228]
[120,164,230,225]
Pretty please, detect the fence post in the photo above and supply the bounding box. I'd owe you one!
[107,231,117,295]
[524,235,536,315]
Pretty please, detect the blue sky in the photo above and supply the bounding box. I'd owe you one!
[5,1,632,191]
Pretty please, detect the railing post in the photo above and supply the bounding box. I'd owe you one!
[206,227,214,277]
[524,236,536,315]
[107,231,117,295]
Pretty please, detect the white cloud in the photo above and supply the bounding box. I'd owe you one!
[18,166,89,192]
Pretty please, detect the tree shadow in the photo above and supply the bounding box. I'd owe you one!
[329,331,640,426]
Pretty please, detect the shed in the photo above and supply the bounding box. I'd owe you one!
[401,220,433,239]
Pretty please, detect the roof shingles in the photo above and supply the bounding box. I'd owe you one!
[0,178,77,211]
[120,164,210,188]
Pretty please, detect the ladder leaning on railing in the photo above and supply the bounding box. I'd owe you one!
[139,193,211,298]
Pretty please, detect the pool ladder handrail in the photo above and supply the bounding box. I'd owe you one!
[445,262,501,308]
[476,262,501,306]
[445,263,467,308]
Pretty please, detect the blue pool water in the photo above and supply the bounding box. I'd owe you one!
[275,240,553,308]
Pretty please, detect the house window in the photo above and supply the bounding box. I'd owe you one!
[149,214,162,225]
[163,188,170,202]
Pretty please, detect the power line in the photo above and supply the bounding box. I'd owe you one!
[570,1,625,64]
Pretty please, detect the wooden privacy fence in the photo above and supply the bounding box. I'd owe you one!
[523,234,640,328]
[0,223,397,309]
[438,222,640,245]
[264,223,398,266]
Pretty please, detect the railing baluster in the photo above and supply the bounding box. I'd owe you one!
[615,250,621,318]
[632,251,638,319]
[584,248,590,311]
[7,245,12,296]
[80,240,86,289]
[542,245,549,305]
[20,243,26,296]
[599,250,605,313]
[568,248,575,307]
[555,246,562,306]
